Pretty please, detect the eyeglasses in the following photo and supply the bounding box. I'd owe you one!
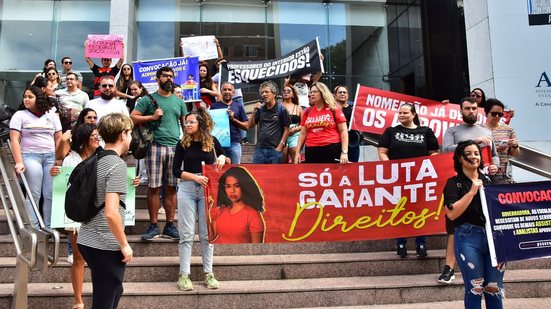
[101,84,115,88]
[63,61,72,65]
[85,116,98,119]
[161,73,174,79]
[184,121,198,125]
[470,92,482,99]
[490,111,504,117]
[310,90,320,94]
[66,77,76,81]
[47,72,57,76]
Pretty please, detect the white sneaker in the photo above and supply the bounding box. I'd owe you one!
[67,254,73,265]
[158,208,166,214]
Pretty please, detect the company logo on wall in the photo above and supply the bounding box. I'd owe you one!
[528,0,551,26]
[535,71,551,106]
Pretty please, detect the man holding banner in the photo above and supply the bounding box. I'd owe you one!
[248,81,290,164]
[130,67,187,242]
[85,41,124,98]
[211,82,249,164]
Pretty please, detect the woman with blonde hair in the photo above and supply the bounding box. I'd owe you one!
[294,81,349,164]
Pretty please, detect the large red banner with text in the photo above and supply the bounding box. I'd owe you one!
[350,85,487,143]
[203,153,455,244]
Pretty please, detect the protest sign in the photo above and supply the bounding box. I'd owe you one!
[203,153,455,244]
[482,181,551,265]
[51,167,136,228]
[132,57,200,102]
[350,85,487,143]
[85,34,124,59]
[180,35,219,61]
[208,109,231,148]
[219,38,324,89]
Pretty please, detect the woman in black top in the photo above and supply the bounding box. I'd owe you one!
[172,108,228,291]
[378,103,439,258]
[444,140,504,309]
[281,85,302,163]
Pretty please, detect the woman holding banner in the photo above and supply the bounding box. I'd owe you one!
[209,166,266,243]
[51,123,100,309]
[172,108,228,291]
[444,140,504,308]
[198,64,219,109]
[281,85,302,163]
[294,82,349,164]
[482,98,520,184]
[378,103,439,258]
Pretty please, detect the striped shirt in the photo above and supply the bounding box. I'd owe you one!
[77,154,127,251]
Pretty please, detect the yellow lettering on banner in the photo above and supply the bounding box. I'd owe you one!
[281,197,442,242]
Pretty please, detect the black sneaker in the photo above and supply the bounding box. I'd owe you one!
[141,224,161,241]
[438,265,455,284]
[416,244,427,258]
[397,244,407,258]
[162,224,180,240]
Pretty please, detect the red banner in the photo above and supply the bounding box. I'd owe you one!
[350,85,487,143]
[203,153,456,244]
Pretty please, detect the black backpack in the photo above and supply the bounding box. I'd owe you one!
[65,147,123,222]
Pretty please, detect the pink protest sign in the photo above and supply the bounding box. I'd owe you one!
[85,34,124,58]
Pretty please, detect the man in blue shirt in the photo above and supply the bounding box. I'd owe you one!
[210,82,249,164]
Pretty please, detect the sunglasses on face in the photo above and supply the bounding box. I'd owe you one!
[470,92,482,99]
[47,72,57,76]
[101,84,115,88]
[63,61,72,64]
[123,67,131,70]
[490,111,504,117]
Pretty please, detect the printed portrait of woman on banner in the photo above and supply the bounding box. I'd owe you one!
[208,166,266,243]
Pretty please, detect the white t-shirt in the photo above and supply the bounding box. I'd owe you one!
[9,109,61,153]
[86,97,128,122]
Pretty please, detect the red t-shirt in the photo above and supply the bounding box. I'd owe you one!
[301,106,347,147]
[211,206,265,244]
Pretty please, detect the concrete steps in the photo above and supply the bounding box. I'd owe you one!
[1,269,551,308]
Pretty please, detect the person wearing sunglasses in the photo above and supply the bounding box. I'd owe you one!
[482,98,520,184]
[84,41,125,98]
[45,67,62,91]
[85,75,129,122]
[59,56,83,89]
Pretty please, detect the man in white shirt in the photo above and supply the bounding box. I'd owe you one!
[86,75,128,121]
[55,72,89,128]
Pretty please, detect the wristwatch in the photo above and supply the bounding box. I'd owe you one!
[341,149,348,154]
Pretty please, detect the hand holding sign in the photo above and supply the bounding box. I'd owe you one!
[85,34,124,59]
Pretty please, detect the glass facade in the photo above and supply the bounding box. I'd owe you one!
[0,0,389,108]
[136,0,389,100]
[0,0,110,108]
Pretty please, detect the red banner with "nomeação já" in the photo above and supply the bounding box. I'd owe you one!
[203,153,455,244]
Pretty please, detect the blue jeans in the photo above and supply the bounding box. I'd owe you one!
[252,147,282,164]
[223,142,242,165]
[454,223,504,309]
[177,180,213,275]
[22,152,55,228]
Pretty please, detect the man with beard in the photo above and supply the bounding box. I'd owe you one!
[438,96,499,285]
[86,75,128,122]
[210,82,248,164]
[130,67,187,241]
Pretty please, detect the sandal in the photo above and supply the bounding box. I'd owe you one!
[72,304,84,309]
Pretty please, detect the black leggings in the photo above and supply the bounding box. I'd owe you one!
[78,244,126,309]
[305,142,341,163]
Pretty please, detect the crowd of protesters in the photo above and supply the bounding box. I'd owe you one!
[7,36,521,309]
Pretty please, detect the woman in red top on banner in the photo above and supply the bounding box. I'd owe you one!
[293,81,349,164]
[209,166,265,243]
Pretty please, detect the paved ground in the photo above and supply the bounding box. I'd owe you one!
[306,298,551,309]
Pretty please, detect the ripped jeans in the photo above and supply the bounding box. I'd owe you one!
[454,223,505,309]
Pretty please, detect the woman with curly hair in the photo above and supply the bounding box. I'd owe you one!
[9,86,62,228]
[294,81,349,164]
[209,166,266,244]
[444,140,504,308]
[172,108,228,291]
